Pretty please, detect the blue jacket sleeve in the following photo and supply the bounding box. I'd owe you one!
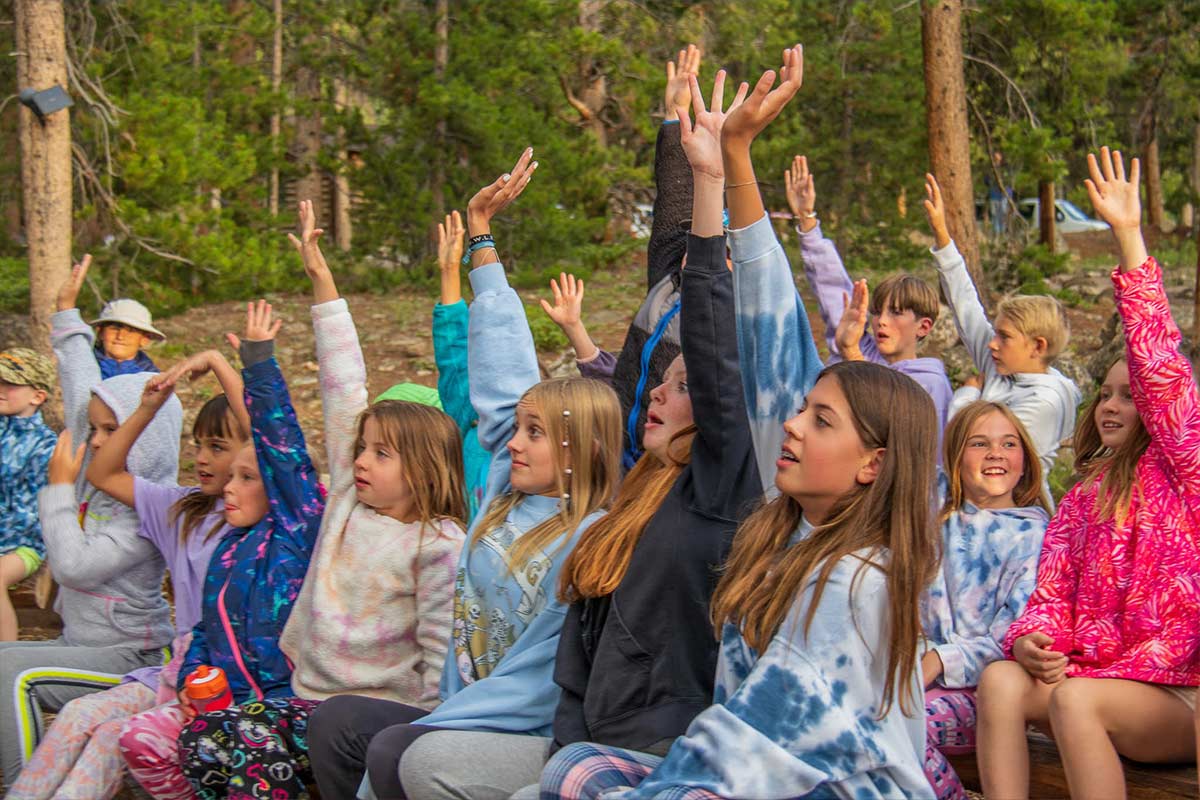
[434,300,478,436]
[243,357,324,558]
[178,613,213,691]
[466,262,542,503]
[731,214,824,494]
[0,422,56,551]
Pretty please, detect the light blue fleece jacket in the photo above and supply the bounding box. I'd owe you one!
[921,475,1049,689]
[416,261,602,736]
[933,241,1081,487]
[731,214,825,493]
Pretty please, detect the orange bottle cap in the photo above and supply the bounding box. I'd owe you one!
[185,665,229,700]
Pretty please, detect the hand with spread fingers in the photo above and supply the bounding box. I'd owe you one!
[785,155,817,231]
[1085,146,1148,271]
[834,279,869,362]
[720,44,804,148]
[664,44,701,121]
[226,300,282,352]
[677,70,749,181]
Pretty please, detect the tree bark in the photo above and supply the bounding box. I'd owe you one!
[333,80,352,252]
[1038,180,1056,249]
[16,0,72,354]
[293,62,323,226]
[560,0,608,148]
[269,0,283,217]
[431,0,448,217]
[921,0,981,284]
[1142,111,1166,232]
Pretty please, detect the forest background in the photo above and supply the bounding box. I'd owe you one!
[4,0,1200,323]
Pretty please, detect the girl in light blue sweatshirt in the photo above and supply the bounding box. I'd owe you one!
[920,401,1051,799]
[307,149,624,800]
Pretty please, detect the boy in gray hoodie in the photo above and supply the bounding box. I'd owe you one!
[0,257,181,788]
[924,174,1081,488]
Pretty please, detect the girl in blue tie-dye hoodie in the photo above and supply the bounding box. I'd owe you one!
[920,401,1051,799]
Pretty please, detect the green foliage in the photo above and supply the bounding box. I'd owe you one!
[525,303,568,352]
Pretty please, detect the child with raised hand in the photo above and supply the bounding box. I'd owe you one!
[8,356,249,800]
[85,271,166,378]
[170,199,468,799]
[0,348,57,642]
[919,401,1051,800]
[394,65,764,800]
[543,46,934,800]
[433,210,492,521]
[540,272,617,382]
[609,45,700,468]
[114,299,325,799]
[306,150,624,800]
[924,174,1081,485]
[976,147,1200,799]
[787,154,952,435]
[0,262,183,791]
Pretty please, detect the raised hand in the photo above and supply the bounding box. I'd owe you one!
[139,373,179,412]
[1085,146,1142,232]
[160,350,217,386]
[57,254,93,312]
[721,44,803,148]
[438,210,466,305]
[539,273,586,329]
[923,173,951,249]
[467,148,539,231]
[287,199,336,303]
[785,155,816,228]
[48,430,87,485]
[678,71,750,180]
[834,279,869,361]
[664,44,701,120]
[287,199,325,255]
[225,299,282,351]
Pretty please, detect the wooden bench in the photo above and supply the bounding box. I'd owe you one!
[948,731,1197,798]
[11,569,62,637]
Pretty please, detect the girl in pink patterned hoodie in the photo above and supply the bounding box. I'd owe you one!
[975,147,1200,799]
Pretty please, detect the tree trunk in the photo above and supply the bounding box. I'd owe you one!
[431,0,448,217]
[269,0,282,217]
[16,0,72,355]
[332,80,352,252]
[560,0,608,148]
[1142,113,1166,232]
[921,0,981,285]
[293,63,323,224]
[1038,180,1056,249]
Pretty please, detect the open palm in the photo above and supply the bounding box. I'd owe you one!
[678,71,748,179]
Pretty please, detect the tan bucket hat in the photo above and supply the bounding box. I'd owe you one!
[90,298,166,341]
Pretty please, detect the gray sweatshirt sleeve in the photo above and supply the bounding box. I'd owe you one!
[50,309,102,447]
[38,483,160,590]
[932,242,997,384]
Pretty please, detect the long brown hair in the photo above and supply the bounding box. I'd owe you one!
[1073,356,1151,522]
[170,394,249,542]
[559,424,696,601]
[354,400,468,530]
[940,401,1051,521]
[709,361,938,717]
[473,377,623,571]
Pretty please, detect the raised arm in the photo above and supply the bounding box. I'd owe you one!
[646,46,699,290]
[1086,147,1200,490]
[926,174,997,379]
[539,273,602,367]
[721,46,823,492]
[86,377,180,507]
[51,254,102,446]
[464,150,542,459]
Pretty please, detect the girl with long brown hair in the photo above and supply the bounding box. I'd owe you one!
[306,151,623,800]
[978,148,1200,800]
[920,401,1052,799]
[542,45,936,799]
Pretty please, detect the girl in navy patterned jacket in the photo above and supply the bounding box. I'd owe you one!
[117,300,325,799]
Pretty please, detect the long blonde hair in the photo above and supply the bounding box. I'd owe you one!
[709,361,938,717]
[355,400,468,530]
[1073,356,1151,522]
[473,377,623,570]
[559,424,696,601]
[940,401,1051,521]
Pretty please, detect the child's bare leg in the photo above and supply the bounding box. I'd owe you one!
[0,553,29,641]
[976,660,1056,799]
[1050,677,1195,800]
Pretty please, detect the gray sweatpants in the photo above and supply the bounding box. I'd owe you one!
[398,730,553,800]
[0,638,165,788]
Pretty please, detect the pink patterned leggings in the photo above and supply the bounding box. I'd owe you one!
[119,701,195,800]
[924,687,977,800]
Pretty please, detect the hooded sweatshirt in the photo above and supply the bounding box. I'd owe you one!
[933,242,1081,484]
[796,223,953,444]
[42,312,182,650]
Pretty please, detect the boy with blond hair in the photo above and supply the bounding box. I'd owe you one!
[924,173,1081,481]
[785,155,953,433]
[0,348,58,641]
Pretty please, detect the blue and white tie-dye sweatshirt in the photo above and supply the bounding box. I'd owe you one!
[415,261,602,737]
[921,478,1049,689]
[611,521,929,799]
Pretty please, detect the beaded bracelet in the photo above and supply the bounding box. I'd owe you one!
[462,238,497,265]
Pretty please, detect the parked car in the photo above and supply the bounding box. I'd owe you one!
[1017,198,1109,234]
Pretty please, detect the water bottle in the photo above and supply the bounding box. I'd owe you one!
[184,665,233,713]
